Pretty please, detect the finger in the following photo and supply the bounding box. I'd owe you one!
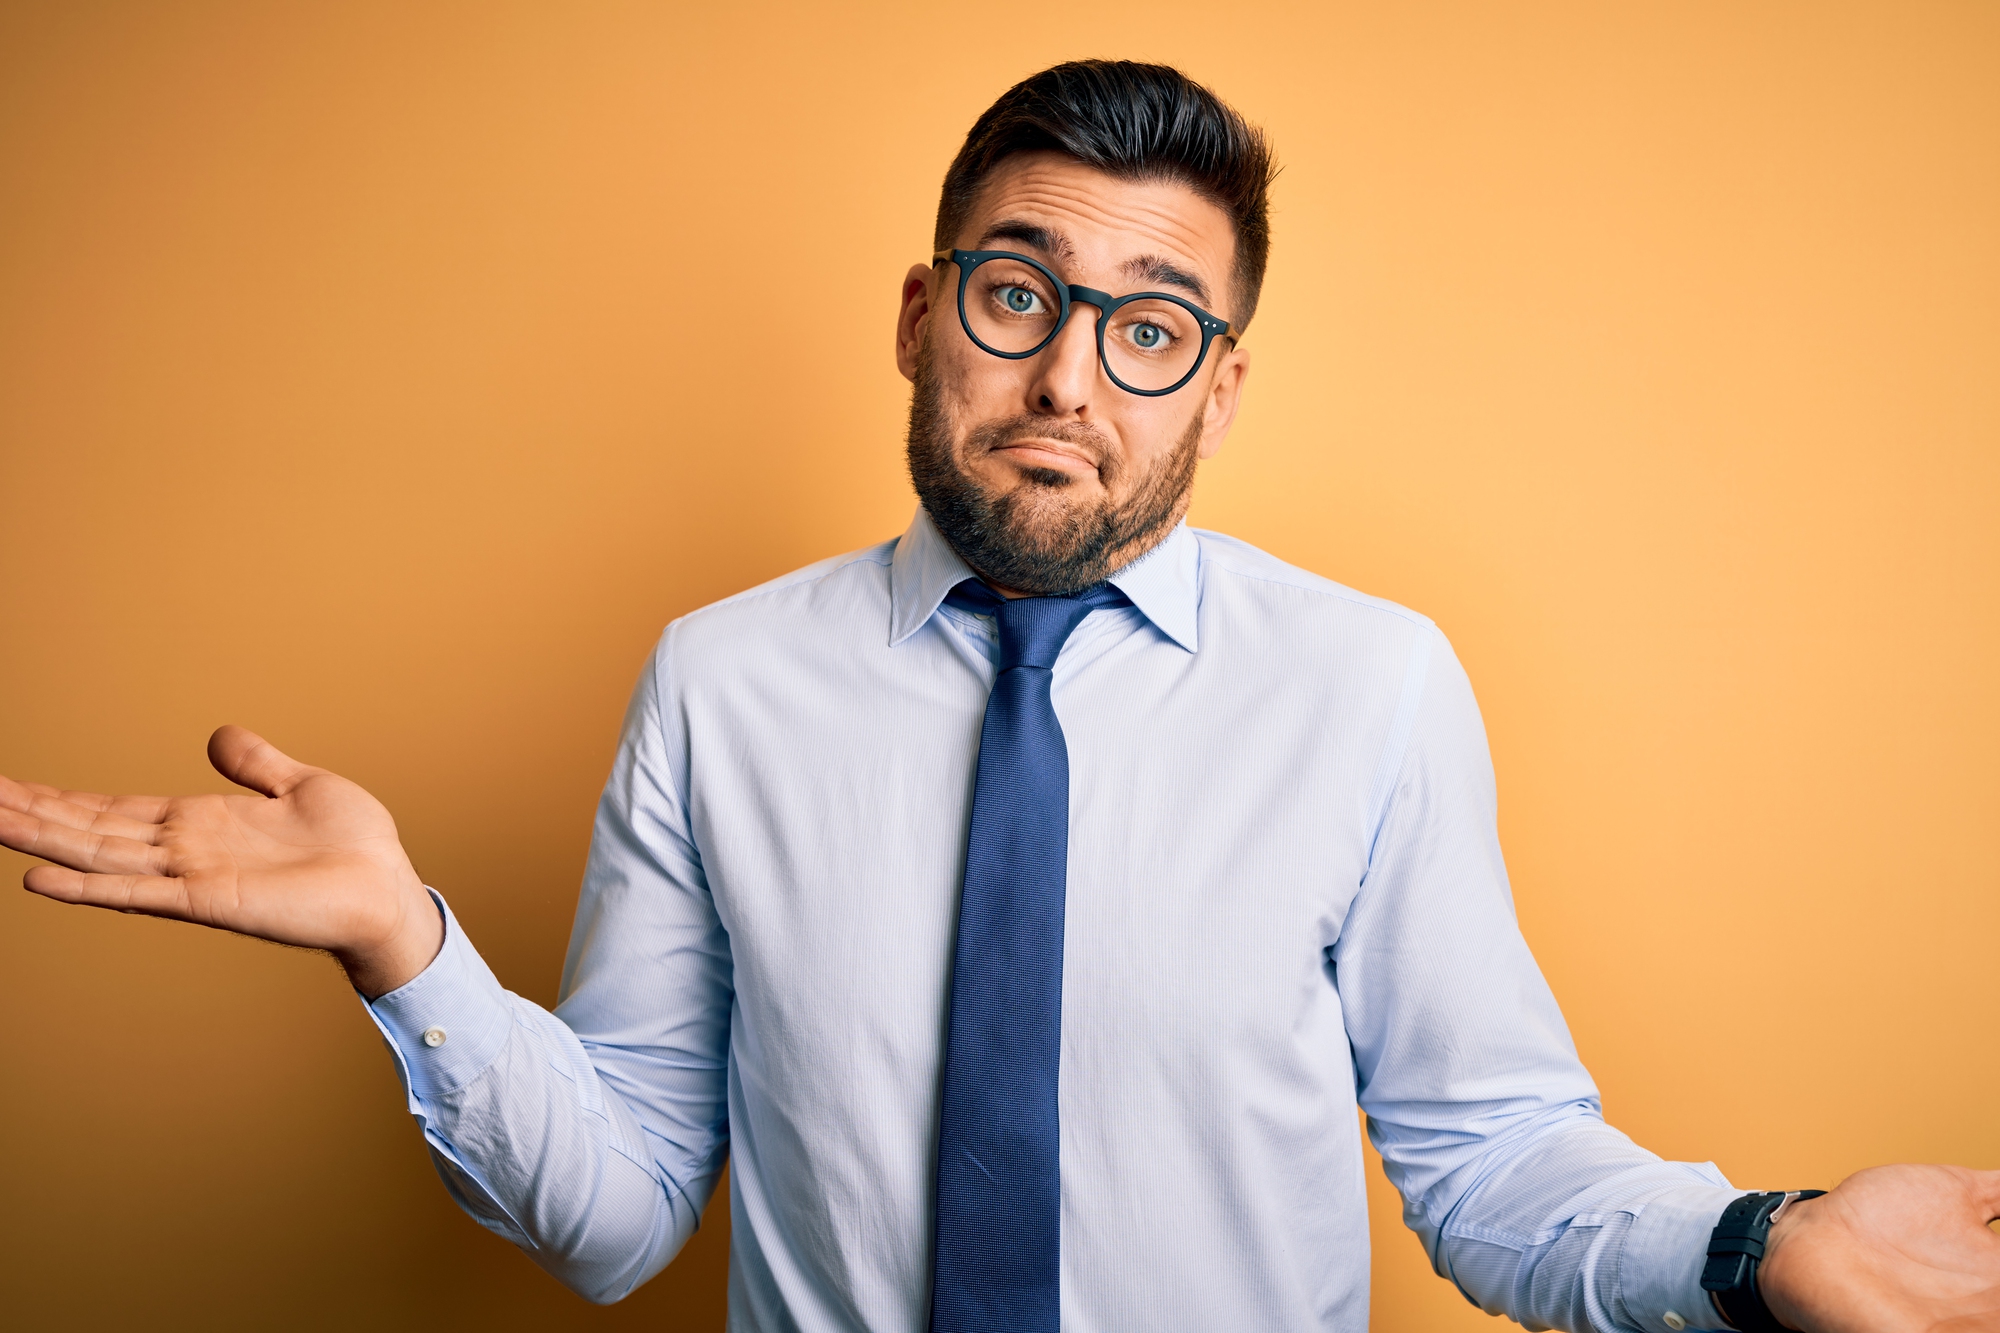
[0,781,164,844]
[22,864,193,920]
[0,805,170,876]
[10,779,171,823]
[207,725,321,799]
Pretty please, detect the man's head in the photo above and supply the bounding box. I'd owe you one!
[896,61,1275,595]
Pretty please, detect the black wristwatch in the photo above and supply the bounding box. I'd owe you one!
[1699,1189,1825,1331]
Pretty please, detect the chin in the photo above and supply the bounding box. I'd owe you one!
[999,475,1089,520]
[1015,464,1084,489]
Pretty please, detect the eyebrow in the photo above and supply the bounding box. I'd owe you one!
[974,220,1216,309]
[1119,254,1212,307]
[978,219,1073,260]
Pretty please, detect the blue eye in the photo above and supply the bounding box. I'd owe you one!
[1132,323,1164,348]
[1002,286,1041,314]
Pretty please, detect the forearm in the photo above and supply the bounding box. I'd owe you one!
[409,1005,720,1301]
[1421,1109,1738,1332]
[364,893,724,1302]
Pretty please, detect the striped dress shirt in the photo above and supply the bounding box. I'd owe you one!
[366,507,1741,1333]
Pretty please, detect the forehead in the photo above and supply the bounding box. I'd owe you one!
[960,151,1234,292]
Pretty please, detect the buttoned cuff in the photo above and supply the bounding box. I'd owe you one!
[1619,1181,1746,1332]
[361,889,514,1102]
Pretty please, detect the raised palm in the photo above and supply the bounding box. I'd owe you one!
[0,725,439,996]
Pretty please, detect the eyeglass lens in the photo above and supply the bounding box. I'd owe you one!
[963,256,1209,394]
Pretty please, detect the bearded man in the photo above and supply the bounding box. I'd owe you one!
[3,60,1996,1333]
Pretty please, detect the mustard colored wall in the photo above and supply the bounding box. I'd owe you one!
[2,3,1995,1328]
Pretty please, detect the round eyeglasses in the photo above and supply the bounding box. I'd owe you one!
[933,248,1234,397]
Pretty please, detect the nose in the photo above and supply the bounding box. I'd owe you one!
[1024,302,1102,418]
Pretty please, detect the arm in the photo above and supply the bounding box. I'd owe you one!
[363,639,731,1299]
[1341,630,2000,1333]
[360,885,724,1301]
[0,637,731,1303]
[1338,628,1738,1332]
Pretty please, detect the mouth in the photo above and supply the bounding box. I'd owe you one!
[989,437,1100,478]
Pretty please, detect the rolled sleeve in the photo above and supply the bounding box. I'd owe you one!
[1617,1184,1742,1332]
[363,889,514,1102]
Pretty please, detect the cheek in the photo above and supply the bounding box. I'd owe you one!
[930,335,1026,417]
[1116,404,1196,465]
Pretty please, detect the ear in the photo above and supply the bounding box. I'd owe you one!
[895,263,937,383]
[1195,342,1251,460]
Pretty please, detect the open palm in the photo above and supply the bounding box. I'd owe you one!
[0,725,440,996]
[1762,1164,2000,1332]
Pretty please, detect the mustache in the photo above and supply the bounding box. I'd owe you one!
[966,414,1115,469]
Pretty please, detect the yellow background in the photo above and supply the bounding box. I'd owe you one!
[2,2,1994,1328]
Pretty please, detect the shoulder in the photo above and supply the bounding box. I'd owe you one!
[1192,530,1485,775]
[1193,527,1437,643]
[652,537,898,676]
[1191,529,1453,729]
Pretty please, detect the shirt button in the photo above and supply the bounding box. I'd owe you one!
[422,1026,448,1049]
[1663,1313,1687,1332]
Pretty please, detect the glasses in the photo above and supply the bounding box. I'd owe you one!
[933,248,1234,397]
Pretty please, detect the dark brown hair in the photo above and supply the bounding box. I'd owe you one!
[934,60,1278,329]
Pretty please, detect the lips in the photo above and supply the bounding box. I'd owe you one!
[992,437,1099,473]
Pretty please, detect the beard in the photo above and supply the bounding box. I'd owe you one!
[904,346,1204,596]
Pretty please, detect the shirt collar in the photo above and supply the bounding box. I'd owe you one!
[1105,520,1199,652]
[889,507,1200,653]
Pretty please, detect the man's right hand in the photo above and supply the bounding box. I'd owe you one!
[0,725,442,998]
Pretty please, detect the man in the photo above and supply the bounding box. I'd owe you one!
[0,60,1994,1333]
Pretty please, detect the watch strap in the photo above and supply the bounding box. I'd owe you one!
[1700,1190,1826,1331]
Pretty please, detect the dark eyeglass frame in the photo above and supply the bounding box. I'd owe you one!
[932,248,1235,398]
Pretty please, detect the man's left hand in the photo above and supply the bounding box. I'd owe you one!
[1759,1163,2000,1331]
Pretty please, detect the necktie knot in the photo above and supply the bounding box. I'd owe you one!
[945,579,1129,672]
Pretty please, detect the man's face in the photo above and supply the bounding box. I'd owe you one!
[895,152,1252,595]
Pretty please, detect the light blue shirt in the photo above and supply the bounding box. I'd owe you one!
[366,509,1744,1333]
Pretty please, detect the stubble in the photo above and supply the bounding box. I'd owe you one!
[904,346,1204,596]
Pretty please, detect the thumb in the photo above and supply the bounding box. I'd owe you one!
[207,725,318,798]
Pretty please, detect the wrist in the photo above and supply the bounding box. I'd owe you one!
[339,883,445,999]
[1750,1194,1823,1331]
[1702,1190,1824,1331]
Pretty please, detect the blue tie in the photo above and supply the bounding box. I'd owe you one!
[929,578,1128,1333]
